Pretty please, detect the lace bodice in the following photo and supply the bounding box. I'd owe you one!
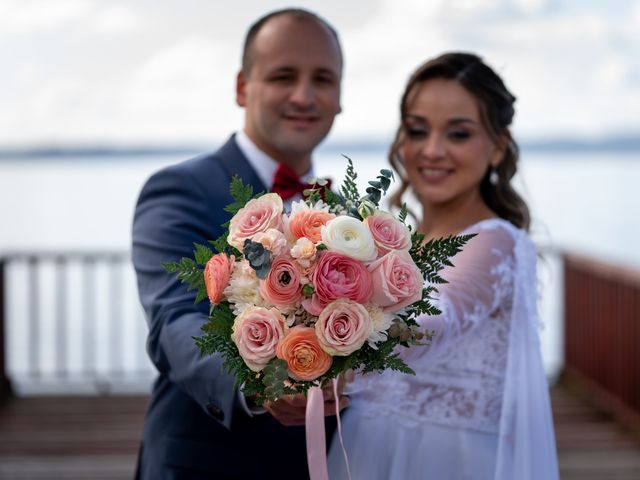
[349,219,518,434]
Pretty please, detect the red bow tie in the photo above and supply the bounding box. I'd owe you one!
[271,163,331,200]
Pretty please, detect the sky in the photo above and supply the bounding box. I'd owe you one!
[1,0,639,147]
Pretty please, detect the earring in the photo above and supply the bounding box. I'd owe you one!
[489,166,499,186]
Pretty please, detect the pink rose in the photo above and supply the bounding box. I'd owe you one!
[203,253,235,305]
[302,251,372,316]
[231,307,286,371]
[369,250,423,312]
[276,326,332,381]
[315,299,372,356]
[260,257,303,309]
[365,211,412,254]
[227,193,283,250]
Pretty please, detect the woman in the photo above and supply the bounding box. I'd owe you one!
[328,52,559,480]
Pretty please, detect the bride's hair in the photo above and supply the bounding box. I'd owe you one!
[388,52,530,231]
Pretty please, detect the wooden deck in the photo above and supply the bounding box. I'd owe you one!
[0,395,146,479]
[0,387,639,479]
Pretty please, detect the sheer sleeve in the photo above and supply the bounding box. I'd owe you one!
[401,223,516,364]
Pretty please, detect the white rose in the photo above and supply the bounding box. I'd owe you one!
[321,216,377,262]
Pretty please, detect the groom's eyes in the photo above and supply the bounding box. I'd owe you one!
[270,73,295,83]
[313,73,336,85]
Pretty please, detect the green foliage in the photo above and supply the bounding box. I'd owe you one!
[302,283,315,297]
[223,176,256,215]
[202,302,234,339]
[194,243,214,265]
[340,156,360,203]
[163,257,206,302]
[357,338,415,375]
[262,358,290,401]
[411,233,476,284]
[398,203,409,225]
[362,168,395,206]
[208,234,230,255]
[322,188,342,210]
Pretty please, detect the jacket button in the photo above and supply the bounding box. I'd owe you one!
[206,403,224,421]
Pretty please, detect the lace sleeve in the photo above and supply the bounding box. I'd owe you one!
[402,223,516,363]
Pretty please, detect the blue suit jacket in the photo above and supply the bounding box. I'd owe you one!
[132,136,335,479]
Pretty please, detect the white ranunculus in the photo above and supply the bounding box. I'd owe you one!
[321,216,377,262]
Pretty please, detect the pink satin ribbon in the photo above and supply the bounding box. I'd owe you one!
[305,380,351,480]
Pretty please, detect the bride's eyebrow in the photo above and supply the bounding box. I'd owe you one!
[404,114,426,123]
[448,118,477,126]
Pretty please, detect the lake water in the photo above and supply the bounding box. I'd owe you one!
[2,149,638,265]
[1,148,638,392]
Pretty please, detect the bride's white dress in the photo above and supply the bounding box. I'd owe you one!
[328,218,559,480]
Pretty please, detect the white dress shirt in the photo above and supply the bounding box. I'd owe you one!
[235,131,314,209]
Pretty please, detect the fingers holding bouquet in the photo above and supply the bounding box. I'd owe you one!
[264,377,350,427]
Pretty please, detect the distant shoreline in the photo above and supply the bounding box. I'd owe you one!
[1,136,639,159]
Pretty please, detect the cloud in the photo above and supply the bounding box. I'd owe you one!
[0,0,91,34]
[336,0,640,139]
[118,36,240,141]
[1,0,639,145]
[92,5,139,35]
[0,0,139,37]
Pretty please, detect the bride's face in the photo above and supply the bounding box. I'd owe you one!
[399,78,502,210]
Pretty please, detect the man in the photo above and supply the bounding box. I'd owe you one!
[132,8,345,479]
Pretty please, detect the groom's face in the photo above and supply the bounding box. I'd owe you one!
[237,15,342,170]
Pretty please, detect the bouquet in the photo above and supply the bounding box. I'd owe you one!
[165,158,472,404]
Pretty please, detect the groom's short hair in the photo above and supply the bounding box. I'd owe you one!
[241,8,342,76]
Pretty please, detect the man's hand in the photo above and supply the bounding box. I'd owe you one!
[264,375,351,427]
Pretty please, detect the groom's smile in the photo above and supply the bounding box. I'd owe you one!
[282,112,321,130]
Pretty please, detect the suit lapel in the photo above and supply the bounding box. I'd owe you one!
[216,134,267,195]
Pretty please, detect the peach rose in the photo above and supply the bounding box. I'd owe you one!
[315,299,372,356]
[290,237,317,278]
[203,253,235,305]
[276,326,333,381]
[227,193,283,250]
[369,250,423,312]
[288,209,335,243]
[260,257,303,309]
[252,228,288,257]
[302,251,372,316]
[231,306,286,371]
[365,211,412,254]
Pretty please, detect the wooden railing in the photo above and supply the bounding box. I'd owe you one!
[0,251,155,397]
[563,252,640,434]
[0,258,9,399]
